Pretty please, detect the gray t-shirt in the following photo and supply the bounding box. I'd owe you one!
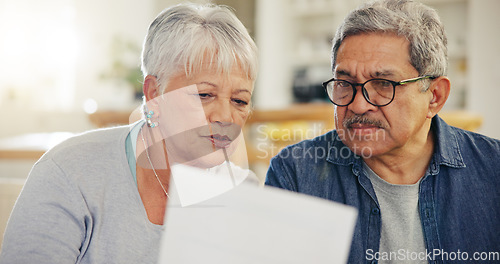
[0,125,163,264]
[363,162,428,264]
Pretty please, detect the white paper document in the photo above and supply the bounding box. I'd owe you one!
[171,162,249,207]
[157,181,357,264]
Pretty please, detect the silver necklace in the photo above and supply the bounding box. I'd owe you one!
[140,128,170,198]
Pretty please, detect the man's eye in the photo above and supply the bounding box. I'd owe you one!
[337,81,351,88]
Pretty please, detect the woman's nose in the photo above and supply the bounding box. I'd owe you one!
[207,99,233,124]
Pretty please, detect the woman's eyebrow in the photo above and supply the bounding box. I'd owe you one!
[198,81,217,87]
[233,89,251,95]
[197,81,251,95]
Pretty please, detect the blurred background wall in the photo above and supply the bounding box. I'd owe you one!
[1,0,499,138]
[0,0,499,169]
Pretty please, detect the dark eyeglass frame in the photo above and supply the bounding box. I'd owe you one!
[322,75,437,107]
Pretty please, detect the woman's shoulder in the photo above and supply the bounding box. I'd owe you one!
[41,125,133,163]
[66,125,132,144]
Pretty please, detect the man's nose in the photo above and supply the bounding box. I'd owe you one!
[347,86,377,115]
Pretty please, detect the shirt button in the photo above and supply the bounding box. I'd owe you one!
[425,208,431,218]
[371,208,380,215]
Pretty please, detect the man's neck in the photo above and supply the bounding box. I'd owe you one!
[363,131,435,185]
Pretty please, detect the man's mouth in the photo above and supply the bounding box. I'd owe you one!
[349,123,380,129]
[343,115,385,137]
[344,115,384,130]
[348,123,381,134]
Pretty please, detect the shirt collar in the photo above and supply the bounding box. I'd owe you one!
[429,115,466,171]
[325,115,466,172]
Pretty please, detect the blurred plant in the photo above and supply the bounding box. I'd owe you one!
[100,36,143,99]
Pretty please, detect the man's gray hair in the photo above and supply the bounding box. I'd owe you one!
[331,0,447,79]
[141,3,258,92]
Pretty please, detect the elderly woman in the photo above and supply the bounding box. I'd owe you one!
[0,3,258,264]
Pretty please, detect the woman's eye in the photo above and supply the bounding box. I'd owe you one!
[196,93,216,102]
[232,98,249,106]
[198,93,212,98]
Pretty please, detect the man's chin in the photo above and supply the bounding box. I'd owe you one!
[343,140,384,159]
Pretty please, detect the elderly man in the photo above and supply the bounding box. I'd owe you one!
[266,0,500,263]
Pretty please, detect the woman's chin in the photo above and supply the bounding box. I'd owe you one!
[180,150,227,169]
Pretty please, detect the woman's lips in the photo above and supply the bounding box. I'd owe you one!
[205,134,232,148]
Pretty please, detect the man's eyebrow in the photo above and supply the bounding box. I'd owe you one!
[335,69,351,77]
[373,71,395,78]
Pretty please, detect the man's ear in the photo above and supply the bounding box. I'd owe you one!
[143,75,160,102]
[427,76,451,119]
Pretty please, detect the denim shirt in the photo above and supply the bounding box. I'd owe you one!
[266,116,500,263]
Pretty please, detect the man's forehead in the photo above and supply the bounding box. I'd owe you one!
[335,69,398,77]
[337,33,411,59]
[334,34,414,79]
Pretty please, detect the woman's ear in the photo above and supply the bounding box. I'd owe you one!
[427,76,451,119]
[143,75,160,102]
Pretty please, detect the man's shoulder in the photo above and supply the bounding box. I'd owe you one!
[437,119,500,169]
[434,115,500,154]
[450,125,500,152]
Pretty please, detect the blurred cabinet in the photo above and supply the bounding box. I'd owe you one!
[288,0,360,68]
[255,0,469,110]
[287,0,351,103]
[423,0,468,110]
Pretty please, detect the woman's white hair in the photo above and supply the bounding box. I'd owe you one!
[141,3,258,92]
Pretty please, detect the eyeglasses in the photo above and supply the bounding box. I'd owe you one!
[322,75,436,107]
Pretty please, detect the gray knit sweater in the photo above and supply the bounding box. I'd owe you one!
[0,125,163,264]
